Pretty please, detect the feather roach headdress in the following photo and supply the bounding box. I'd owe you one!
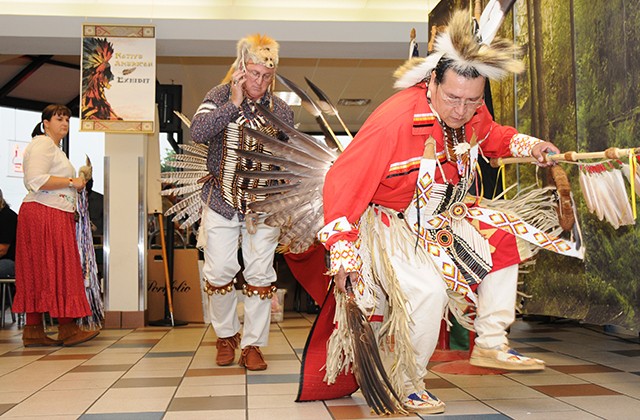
[394,9,523,89]
[222,33,279,85]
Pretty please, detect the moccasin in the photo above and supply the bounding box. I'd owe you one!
[216,332,241,366]
[239,345,267,371]
[470,344,545,371]
[403,390,445,414]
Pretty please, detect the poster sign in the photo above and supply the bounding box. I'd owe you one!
[80,24,156,133]
[7,140,27,178]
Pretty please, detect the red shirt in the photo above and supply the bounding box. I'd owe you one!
[322,83,523,270]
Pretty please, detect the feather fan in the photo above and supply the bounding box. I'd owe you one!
[276,74,341,151]
[160,137,209,228]
[344,295,406,415]
[305,77,353,140]
[233,148,316,172]
[173,110,192,129]
[254,103,338,158]
[231,104,337,254]
[244,127,332,168]
[160,79,340,241]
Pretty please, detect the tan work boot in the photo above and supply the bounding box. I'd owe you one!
[216,332,240,366]
[57,322,100,346]
[22,324,63,347]
[238,346,267,371]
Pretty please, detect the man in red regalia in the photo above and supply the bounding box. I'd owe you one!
[314,10,583,415]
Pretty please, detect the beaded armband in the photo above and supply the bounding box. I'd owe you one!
[317,216,353,246]
[328,239,358,276]
[509,133,544,157]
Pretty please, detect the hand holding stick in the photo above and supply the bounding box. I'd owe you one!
[490,147,637,167]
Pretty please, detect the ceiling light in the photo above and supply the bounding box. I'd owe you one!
[337,98,371,106]
[274,91,301,106]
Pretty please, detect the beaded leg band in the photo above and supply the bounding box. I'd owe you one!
[203,278,236,296]
[242,284,277,300]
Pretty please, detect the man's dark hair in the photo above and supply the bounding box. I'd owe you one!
[433,57,481,85]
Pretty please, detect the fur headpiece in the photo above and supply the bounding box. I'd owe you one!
[222,33,279,84]
[394,10,523,89]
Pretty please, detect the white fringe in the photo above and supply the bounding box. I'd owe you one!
[323,291,355,385]
[483,185,563,257]
[449,218,492,265]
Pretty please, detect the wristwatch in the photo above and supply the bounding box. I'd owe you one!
[68,178,74,189]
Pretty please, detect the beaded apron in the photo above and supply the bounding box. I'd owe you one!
[404,127,583,303]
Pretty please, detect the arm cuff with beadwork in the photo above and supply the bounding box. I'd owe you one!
[508,133,544,157]
[327,239,358,276]
[317,216,357,248]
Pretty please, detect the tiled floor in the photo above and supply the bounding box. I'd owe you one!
[0,312,639,419]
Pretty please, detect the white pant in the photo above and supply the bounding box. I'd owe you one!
[365,211,449,392]
[474,264,519,349]
[201,207,280,348]
[386,250,449,391]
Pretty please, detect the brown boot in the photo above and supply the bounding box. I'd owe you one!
[239,346,267,371]
[57,322,100,346]
[216,333,240,366]
[22,324,63,347]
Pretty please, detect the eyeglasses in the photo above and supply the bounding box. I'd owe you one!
[438,89,483,108]
[245,69,274,84]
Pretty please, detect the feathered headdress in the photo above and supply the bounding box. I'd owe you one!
[222,33,279,85]
[82,37,115,91]
[394,9,523,89]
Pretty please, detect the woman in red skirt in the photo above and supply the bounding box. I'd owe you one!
[13,104,100,347]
